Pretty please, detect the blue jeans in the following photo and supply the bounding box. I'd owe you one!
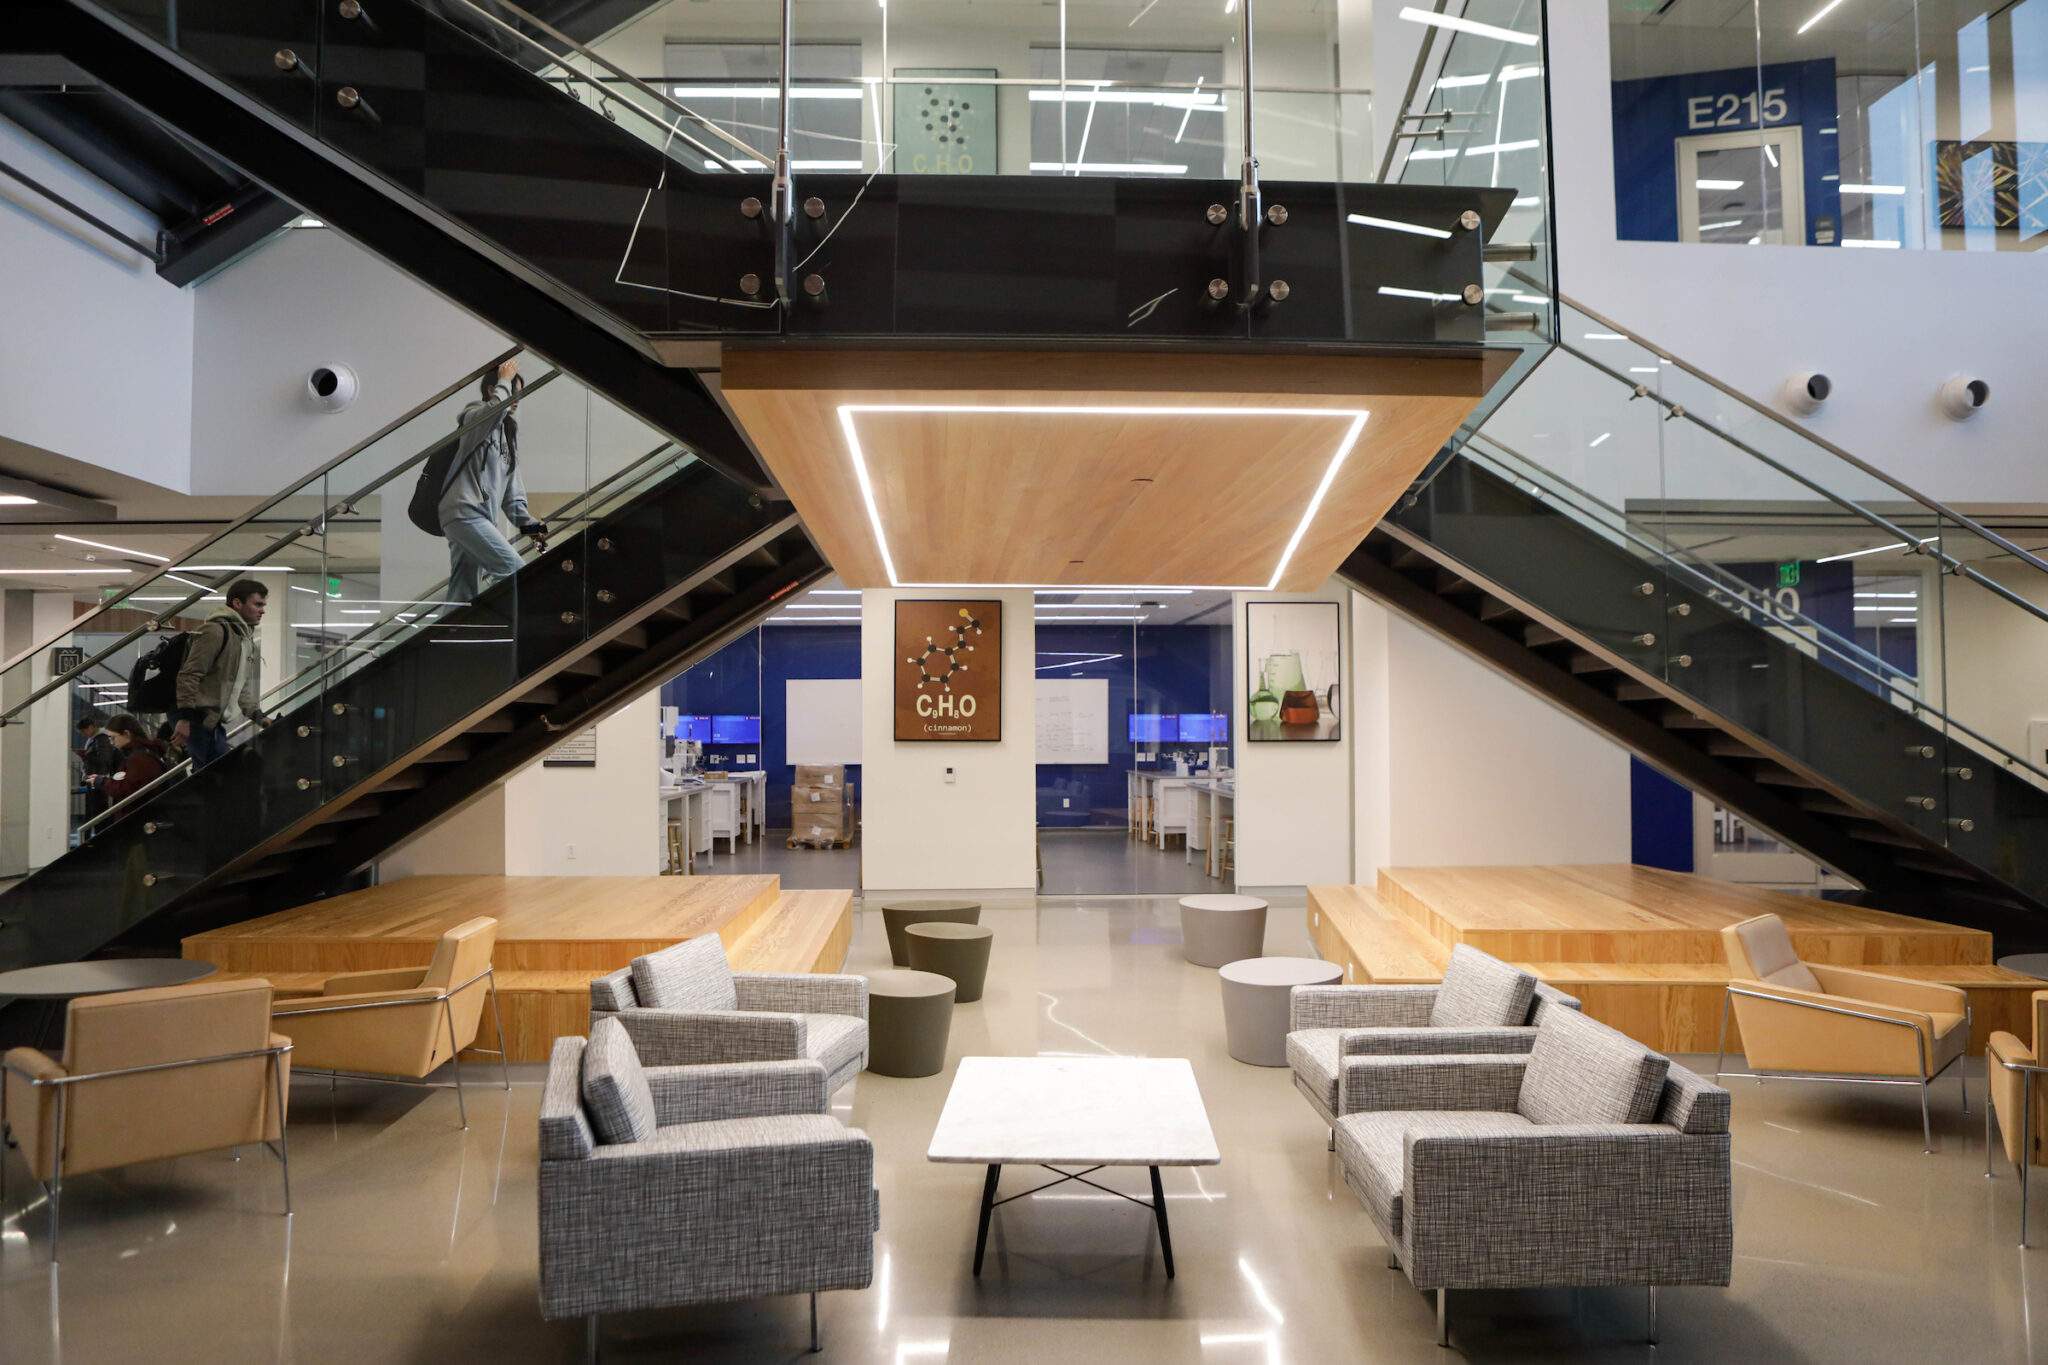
[444,513,525,604]
[186,722,231,771]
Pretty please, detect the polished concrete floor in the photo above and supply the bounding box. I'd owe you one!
[699,827,862,889]
[1038,828,1223,896]
[3,894,2044,1363]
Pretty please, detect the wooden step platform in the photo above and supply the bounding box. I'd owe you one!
[1308,866,2039,1055]
[188,874,854,1061]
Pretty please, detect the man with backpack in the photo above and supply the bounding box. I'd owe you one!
[172,578,274,769]
[438,357,547,603]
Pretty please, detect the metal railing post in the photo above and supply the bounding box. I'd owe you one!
[772,0,796,305]
[1236,0,1261,307]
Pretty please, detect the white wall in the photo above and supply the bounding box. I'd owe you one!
[373,691,662,879]
[860,587,1037,892]
[1350,592,1633,879]
[0,117,194,492]
[1231,583,1354,888]
[1548,4,2048,504]
[189,229,505,497]
[505,691,663,875]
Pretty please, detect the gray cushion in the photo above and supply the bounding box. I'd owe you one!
[805,1013,868,1082]
[589,968,637,1014]
[1337,1110,1534,1238]
[632,935,739,1013]
[1429,945,1537,1029]
[1517,1005,1671,1127]
[581,1017,658,1145]
[1287,1028,1345,1117]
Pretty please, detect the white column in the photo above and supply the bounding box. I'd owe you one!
[27,592,80,871]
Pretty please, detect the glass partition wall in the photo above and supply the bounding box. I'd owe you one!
[1611,0,2048,252]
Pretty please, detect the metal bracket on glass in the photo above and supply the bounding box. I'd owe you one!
[1234,0,1262,308]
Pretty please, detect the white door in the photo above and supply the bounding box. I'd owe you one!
[1676,126,1805,246]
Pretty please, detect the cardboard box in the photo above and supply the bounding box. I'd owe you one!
[794,764,843,788]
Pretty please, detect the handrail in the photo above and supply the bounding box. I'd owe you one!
[1553,287,2048,580]
[0,346,521,681]
[435,0,768,171]
[0,357,553,724]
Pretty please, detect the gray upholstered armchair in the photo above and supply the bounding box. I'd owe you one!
[538,1020,878,1360]
[1334,1006,1732,1348]
[1287,944,1581,1143]
[589,934,869,1094]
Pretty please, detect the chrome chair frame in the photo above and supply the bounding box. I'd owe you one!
[1,1040,293,1262]
[279,966,510,1129]
[1715,986,1970,1155]
[1984,1051,2048,1247]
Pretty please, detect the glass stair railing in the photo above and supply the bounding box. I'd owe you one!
[0,349,819,972]
[1348,296,2048,919]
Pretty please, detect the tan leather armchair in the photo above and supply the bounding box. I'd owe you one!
[1716,912,1970,1153]
[1,979,291,1262]
[1985,991,2048,1245]
[270,916,506,1127]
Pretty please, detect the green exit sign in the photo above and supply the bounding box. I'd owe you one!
[1776,562,1801,588]
[327,576,343,598]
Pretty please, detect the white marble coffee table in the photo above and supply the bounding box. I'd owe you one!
[926,1056,1221,1277]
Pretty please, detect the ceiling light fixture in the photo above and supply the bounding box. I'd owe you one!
[1347,212,1452,239]
[0,567,132,575]
[1797,0,1847,35]
[1036,588,1194,595]
[1379,285,1463,301]
[0,495,37,507]
[1589,432,1612,448]
[1695,179,1745,190]
[1397,6,1538,46]
[55,534,170,562]
[1816,537,1935,563]
[1839,183,1905,194]
[838,404,1368,592]
[1028,161,1190,175]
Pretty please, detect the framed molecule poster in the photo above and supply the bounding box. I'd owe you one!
[894,599,1002,741]
[893,69,996,175]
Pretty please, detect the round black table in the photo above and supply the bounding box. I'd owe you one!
[0,959,217,1049]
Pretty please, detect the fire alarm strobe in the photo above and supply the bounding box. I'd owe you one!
[907,608,982,693]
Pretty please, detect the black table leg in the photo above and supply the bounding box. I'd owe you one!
[973,1164,1001,1276]
[1149,1165,1175,1279]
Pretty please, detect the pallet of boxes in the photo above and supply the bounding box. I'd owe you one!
[788,764,855,849]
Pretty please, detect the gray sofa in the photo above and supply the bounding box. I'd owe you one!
[1287,944,1581,1137]
[589,934,869,1095]
[1335,1005,1732,1347]
[538,1020,878,1359]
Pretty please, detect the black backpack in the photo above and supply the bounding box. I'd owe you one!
[127,631,192,713]
[406,432,461,537]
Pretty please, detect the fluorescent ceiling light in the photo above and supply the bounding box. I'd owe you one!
[1027,90,1221,109]
[1513,293,1549,304]
[1628,366,1658,374]
[1698,219,1746,232]
[1511,195,1542,207]
[1036,653,1124,670]
[1398,6,1539,46]
[1841,238,1902,248]
[290,585,321,594]
[1589,432,1612,448]
[770,614,862,622]
[1029,162,1189,175]
[783,603,864,609]
[1409,139,1539,161]
[1764,144,1778,168]
[672,85,863,100]
[1034,602,1145,610]
[837,404,1367,592]
[1886,617,1918,624]
[0,568,130,575]
[1436,72,1489,89]
[1816,538,1934,563]
[1036,615,1148,622]
[1379,285,1462,301]
[809,589,863,594]
[0,495,37,507]
[295,218,325,229]
[1854,591,1916,599]
[1583,332,1627,341]
[1695,179,1745,190]
[1347,213,1451,239]
[1840,183,1905,194]
[129,595,222,602]
[705,159,864,171]
[1797,0,1847,34]
[55,533,169,562]
[183,565,290,572]
[1037,588,1193,595]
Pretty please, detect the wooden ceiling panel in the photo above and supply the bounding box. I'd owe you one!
[721,349,1493,590]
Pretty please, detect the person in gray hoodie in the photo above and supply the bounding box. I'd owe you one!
[173,578,274,769]
[442,357,548,603]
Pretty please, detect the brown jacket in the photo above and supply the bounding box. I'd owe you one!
[174,608,262,729]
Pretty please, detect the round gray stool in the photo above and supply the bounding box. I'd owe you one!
[1178,894,1269,968]
[1219,956,1343,1065]
[905,921,994,1003]
[866,969,957,1077]
[880,900,981,966]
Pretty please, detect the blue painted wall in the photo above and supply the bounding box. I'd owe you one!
[661,626,861,829]
[1630,758,1694,872]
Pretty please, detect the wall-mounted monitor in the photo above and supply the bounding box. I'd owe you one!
[674,714,712,742]
[1128,713,1177,744]
[710,714,761,744]
[1178,712,1228,743]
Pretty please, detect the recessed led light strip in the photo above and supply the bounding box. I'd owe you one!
[837,404,1370,592]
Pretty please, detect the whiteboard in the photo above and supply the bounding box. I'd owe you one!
[1036,678,1109,764]
[786,679,862,765]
